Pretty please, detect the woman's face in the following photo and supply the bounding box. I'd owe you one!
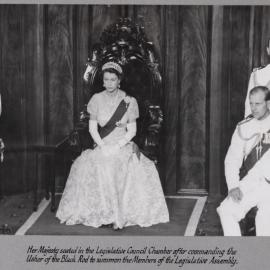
[103,71,120,92]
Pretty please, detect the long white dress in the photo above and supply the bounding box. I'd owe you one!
[56,90,169,228]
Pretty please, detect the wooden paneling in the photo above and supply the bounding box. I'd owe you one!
[90,5,120,44]
[178,6,209,193]
[260,6,270,65]
[133,6,162,61]
[73,6,91,123]
[249,6,262,70]
[131,5,163,101]
[82,5,120,102]
[247,6,270,72]
[23,5,46,190]
[46,5,74,144]
[221,7,251,150]
[209,6,225,194]
[24,5,45,145]
[0,6,27,194]
[0,6,26,144]
[229,7,250,128]
[219,6,251,194]
[161,6,180,194]
[1,4,269,196]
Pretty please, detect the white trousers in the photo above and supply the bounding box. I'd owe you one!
[217,175,270,236]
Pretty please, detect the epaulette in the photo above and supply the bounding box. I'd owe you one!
[252,65,266,72]
[237,114,254,126]
[237,115,259,141]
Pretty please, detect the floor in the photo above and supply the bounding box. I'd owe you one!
[0,192,223,236]
[195,194,224,236]
[0,192,34,234]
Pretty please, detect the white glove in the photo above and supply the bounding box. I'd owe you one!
[89,120,105,147]
[117,122,137,147]
[101,144,120,157]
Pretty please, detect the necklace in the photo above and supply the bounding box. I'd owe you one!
[105,89,119,107]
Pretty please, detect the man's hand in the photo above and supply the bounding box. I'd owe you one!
[228,187,243,203]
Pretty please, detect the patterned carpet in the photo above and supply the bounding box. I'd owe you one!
[195,194,224,236]
[0,193,220,236]
[23,196,200,236]
[0,192,33,235]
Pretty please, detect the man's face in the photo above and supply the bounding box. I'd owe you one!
[249,91,269,120]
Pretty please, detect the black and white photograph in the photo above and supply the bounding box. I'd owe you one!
[1,1,270,269]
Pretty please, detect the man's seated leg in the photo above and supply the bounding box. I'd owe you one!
[255,181,270,236]
[255,207,270,236]
[217,197,245,236]
[217,176,261,236]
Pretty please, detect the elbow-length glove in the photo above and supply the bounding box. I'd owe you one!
[117,122,137,147]
[89,120,105,147]
[118,122,140,160]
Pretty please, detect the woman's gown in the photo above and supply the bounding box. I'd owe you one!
[56,90,169,228]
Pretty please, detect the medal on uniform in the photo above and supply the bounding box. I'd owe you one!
[263,132,270,144]
[256,134,263,160]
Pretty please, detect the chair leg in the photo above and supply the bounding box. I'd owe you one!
[240,207,257,236]
[50,152,56,212]
[45,154,50,200]
[33,152,39,211]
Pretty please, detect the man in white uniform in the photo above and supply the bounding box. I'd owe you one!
[245,39,270,117]
[217,86,270,236]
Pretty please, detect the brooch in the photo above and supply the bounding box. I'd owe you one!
[115,121,126,128]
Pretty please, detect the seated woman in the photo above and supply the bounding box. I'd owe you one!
[56,61,169,230]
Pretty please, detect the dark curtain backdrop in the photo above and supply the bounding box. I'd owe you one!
[0,5,270,195]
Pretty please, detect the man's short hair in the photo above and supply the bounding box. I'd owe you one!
[249,86,270,101]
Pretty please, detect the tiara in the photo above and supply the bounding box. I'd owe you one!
[102,62,123,74]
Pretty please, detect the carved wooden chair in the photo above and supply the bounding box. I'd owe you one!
[55,18,164,197]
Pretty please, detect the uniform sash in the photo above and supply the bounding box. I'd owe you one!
[239,130,270,180]
[98,99,129,139]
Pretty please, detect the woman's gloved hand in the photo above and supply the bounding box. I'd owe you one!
[100,144,120,157]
